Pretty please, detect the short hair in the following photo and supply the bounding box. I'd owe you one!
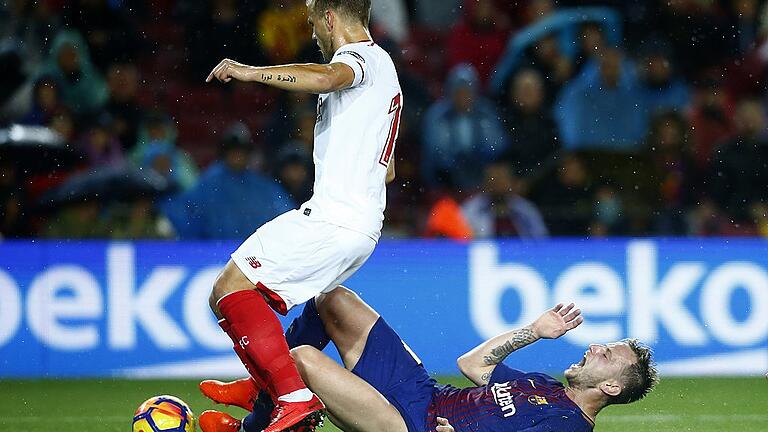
[309,0,371,27]
[610,339,658,405]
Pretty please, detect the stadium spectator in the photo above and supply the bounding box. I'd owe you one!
[43,200,108,239]
[105,62,142,152]
[185,0,259,79]
[688,78,735,169]
[264,92,316,160]
[657,0,735,79]
[256,0,311,64]
[421,64,508,190]
[162,122,294,240]
[709,99,768,224]
[591,184,625,236]
[639,111,699,235]
[130,111,198,191]
[500,68,559,179]
[60,0,142,71]
[0,160,28,238]
[423,195,473,240]
[107,198,174,240]
[572,21,608,76]
[77,113,125,167]
[518,34,573,105]
[47,107,76,143]
[531,154,594,236]
[461,162,548,239]
[490,5,621,98]
[274,147,313,206]
[446,0,511,84]
[556,48,647,151]
[21,76,61,126]
[637,38,690,116]
[0,44,31,124]
[38,29,108,116]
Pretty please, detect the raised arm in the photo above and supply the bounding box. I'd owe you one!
[206,59,355,94]
[457,303,583,385]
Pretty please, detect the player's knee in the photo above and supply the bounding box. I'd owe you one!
[317,285,358,315]
[290,345,322,376]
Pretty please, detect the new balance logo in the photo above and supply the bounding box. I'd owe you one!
[246,257,262,269]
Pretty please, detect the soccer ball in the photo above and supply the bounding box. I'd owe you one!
[132,395,195,432]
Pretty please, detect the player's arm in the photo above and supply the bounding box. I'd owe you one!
[386,158,396,184]
[206,59,355,94]
[457,303,583,385]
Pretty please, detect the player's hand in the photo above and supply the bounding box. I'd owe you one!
[531,303,583,339]
[206,58,249,83]
[436,417,455,432]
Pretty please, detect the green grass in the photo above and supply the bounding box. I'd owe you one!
[1,377,766,431]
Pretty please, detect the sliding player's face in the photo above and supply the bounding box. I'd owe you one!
[564,342,636,389]
[307,2,333,61]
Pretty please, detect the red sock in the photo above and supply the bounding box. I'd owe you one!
[219,318,270,395]
[218,290,307,398]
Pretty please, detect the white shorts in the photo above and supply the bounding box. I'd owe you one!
[230,209,376,314]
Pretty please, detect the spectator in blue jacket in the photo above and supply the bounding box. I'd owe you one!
[555,48,647,151]
[163,122,295,239]
[422,64,508,190]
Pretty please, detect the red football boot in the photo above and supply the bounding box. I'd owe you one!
[262,394,325,432]
[198,410,241,432]
[199,378,260,411]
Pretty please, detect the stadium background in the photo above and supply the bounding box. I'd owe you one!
[1,0,767,431]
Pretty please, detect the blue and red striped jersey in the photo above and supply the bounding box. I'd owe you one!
[425,364,594,431]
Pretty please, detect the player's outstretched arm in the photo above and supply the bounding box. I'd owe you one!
[206,59,355,94]
[457,303,583,385]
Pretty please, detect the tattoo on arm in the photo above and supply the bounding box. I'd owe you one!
[482,328,536,366]
[261,73,273,81]
[480,372,491,383]
[277,74,297,83]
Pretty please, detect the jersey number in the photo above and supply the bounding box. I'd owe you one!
[378,93,402,167]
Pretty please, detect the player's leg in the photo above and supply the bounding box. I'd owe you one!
[292,345,409,432]
[313,286,381,369]
[209,259,322,432]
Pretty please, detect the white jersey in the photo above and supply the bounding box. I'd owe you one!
[302,40,402,242]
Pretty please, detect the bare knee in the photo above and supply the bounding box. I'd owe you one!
[209,262,250,316]
[316,286,361,318]
[290,345,323,380]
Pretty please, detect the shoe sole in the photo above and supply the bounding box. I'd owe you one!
[281,410,325,432]
[264,406,325,432]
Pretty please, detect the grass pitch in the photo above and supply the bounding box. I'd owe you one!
[1,376,766,431]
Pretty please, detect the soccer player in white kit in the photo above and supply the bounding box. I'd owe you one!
[202,1,402,431]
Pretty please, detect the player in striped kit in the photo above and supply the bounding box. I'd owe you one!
[200,286,657,432]
[201,0,402,430]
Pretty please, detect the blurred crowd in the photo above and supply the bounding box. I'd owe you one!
[1,0,767,240]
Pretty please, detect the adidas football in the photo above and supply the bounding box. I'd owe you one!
[132,395,195,432]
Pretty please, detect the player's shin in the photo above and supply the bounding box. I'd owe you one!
[218,290,310,401]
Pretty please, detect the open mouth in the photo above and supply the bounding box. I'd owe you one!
[572,353,587,368]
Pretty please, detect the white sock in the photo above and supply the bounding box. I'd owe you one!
[277,388,313,403]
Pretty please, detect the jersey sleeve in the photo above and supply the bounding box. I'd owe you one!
[489,363,527,383]
[330,48,369,88]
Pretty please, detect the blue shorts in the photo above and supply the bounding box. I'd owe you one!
[351,318,437,432]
